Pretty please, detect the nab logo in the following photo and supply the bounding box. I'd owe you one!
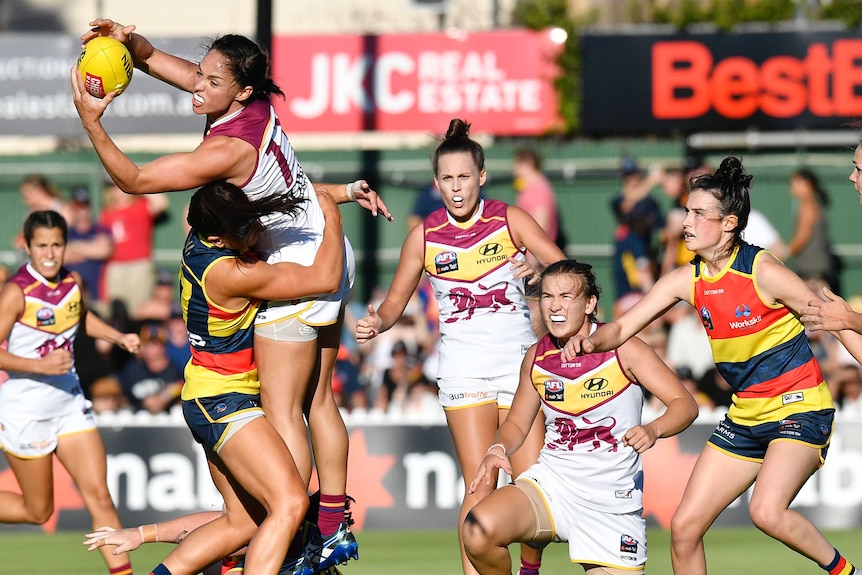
[479,243,502,256]
[585,378,608,391]
[734,304,751,318]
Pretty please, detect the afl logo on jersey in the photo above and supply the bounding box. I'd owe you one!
[36,307,56,327]
[544,378,564,401]
[435,250,459,274]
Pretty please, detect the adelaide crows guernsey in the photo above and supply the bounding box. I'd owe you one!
[692,241,833,426]
[180,231,260,400]
[423,199,534,378]
[2,263,83,418]
[530,326,644,513]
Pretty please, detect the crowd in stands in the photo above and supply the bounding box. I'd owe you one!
[3,161,861,424]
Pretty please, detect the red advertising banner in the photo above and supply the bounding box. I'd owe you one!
[270,29,563,135]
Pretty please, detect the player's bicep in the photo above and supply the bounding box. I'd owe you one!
[0,283,24,342]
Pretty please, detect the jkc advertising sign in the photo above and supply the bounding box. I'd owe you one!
[270,29,563,135]
[581,30,862,135]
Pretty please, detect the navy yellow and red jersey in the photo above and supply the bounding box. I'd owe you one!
[179,230,261,400]
[691,241,833,425]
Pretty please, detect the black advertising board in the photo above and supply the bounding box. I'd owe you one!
[581,28,862,135]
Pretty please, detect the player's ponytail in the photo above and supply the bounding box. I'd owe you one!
[187,180,305,260]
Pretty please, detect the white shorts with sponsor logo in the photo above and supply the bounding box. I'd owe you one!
[255,236,355,336]
[0,393,97,458]
[517,465,647,570]
[438,373,519,410]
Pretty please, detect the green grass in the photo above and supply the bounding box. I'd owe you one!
[0,527,860,574]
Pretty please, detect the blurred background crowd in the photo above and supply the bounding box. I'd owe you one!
[4,144,861,423]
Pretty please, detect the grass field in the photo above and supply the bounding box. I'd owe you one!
[1,527,860,574]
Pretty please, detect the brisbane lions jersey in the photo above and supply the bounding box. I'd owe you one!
[423,199,534,378]
[530,327,645,513]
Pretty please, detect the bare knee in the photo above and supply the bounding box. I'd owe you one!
[23,502,54,525]
[748,499,782,536]
[670,507,707,549]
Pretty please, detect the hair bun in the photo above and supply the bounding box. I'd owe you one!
[716,157,752,188]
[445,118,471,141]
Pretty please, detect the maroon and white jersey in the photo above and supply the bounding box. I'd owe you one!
[530,326,645,513]
[423,199,534,378]
[206,99,342,325]
[2,263,84,418]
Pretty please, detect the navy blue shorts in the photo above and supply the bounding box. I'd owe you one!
[707,410,834,463]
[182,392,264,454]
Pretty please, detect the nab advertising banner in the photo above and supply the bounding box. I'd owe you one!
[581,29,862,135]
[3,420,862,533]
[270,29,563,135]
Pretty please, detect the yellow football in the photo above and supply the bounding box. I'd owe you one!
[77,37,133,98]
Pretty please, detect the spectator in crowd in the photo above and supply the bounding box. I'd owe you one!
[741,208,788,257]
[800,143,862,337]
[14,174,73,250]
[134,268,177,323]
[117,321,183,414]
[407,182,445,231]
[786,168,840,295]
[611,156,664,315]
[331,342,367,412]
[361,288,432,401]
[99,180,169,319]
[834,362,862,415]
[164,302,192,375]
[664,302,714,382]
[512,147,562,252]
[698,367,734,410]
[676,366,715,411]
[64,186,113,311]
[659,154,712,277]
[376,340,435,414]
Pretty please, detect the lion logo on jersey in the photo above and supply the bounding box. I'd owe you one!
[444,281,517,323]
[547,415,619,453]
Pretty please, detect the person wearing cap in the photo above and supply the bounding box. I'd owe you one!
[610,156,665,316]
[64,186,114,312]
[117,321,183,414]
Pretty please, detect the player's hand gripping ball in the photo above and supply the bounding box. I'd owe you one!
[77,37,133,98]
